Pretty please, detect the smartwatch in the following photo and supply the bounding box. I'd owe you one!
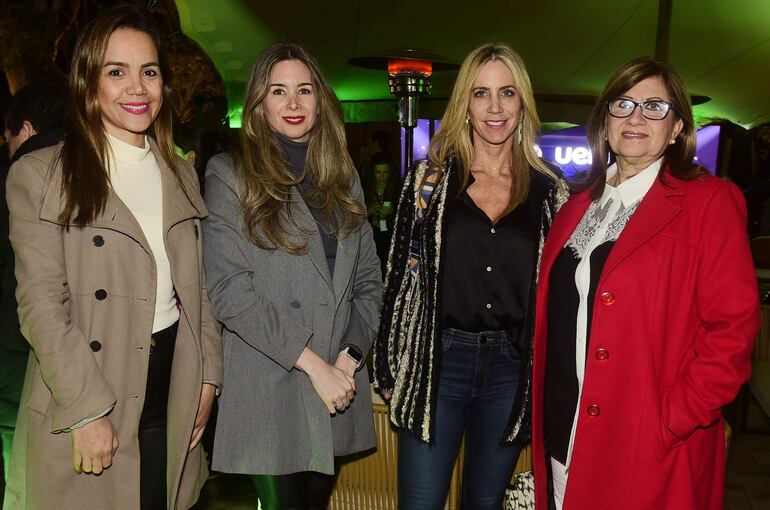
[340,344,364,370]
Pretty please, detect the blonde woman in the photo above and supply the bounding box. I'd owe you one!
[202,43,382,510]
[374,42,568,510]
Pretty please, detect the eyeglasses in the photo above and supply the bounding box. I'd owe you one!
[607,98,674,120]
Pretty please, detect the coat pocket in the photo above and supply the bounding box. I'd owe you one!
[659,384,684,451]
[27,369,51,416]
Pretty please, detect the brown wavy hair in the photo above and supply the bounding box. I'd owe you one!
[427,42,558,209]
[59,3,180,226]
[235,43,365,254]
[579,57,701,199]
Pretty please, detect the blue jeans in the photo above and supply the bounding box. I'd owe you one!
[398,328,523,510]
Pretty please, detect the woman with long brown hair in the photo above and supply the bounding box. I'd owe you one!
[3,4,221,509]
[202,43,382,510]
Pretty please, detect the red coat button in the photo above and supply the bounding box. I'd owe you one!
[600,291,616,305]
[595,348,609,361]
[587,404,601,417]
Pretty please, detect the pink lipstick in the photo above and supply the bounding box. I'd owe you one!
[121,103,149,115]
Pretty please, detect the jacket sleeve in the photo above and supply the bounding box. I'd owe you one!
[662,181,759,440]
[372,165,418,390]
[339,176,384,359]
[202,154,312,371]
[7,154,116,432]
[200,280,224,387]
[182,161,223,387]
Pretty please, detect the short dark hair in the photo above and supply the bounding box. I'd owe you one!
[370,151,393,168]
[4,83,66,136]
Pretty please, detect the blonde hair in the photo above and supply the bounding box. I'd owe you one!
[428,42,556,208]
[236,43,365,254]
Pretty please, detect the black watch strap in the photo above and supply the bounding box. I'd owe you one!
[340,343,364,370]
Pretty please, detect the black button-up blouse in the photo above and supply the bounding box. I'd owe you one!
[440,185,536,338]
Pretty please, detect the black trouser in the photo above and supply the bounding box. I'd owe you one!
[139,322,177,510]
[251,469,338,510]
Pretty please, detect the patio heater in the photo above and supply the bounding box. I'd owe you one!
[349,49,458,172]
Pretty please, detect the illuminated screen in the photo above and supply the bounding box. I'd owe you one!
[404,121,721,178]
[401,119,436,175]
[538,125,721,178]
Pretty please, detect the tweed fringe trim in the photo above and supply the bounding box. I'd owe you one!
[505,176,569,442]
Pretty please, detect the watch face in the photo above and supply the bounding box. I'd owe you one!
[346,348,363,364]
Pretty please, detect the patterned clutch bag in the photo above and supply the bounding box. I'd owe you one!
[504,470,535,510]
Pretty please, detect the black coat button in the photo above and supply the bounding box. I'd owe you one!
[95,289,108,300]
[92,235,105,247]
[290,301,301,308]
[89,340,102,352]
[479,335,487,344]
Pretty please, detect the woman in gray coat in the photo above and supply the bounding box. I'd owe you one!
[202,43,382,510]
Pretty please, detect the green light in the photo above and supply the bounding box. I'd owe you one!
[228,105,243,128]
[541,122,579,134]
[333,81,390,102]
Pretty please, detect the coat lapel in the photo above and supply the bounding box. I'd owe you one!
[38,162,151,253]
[38,139,206,255]
[289,186,334,291]
[540,192,592,276]
[600,175,684,280]
[332,227,357,307]
[149,139,207,233]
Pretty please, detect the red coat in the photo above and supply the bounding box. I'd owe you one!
[532,170,759,510]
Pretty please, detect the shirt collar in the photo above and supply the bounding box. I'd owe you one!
[600,158,662,208]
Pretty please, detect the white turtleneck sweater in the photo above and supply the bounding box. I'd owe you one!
[64,136,180,431]
[107,134,179,333]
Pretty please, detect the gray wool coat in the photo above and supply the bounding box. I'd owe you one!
[202,154,382,475]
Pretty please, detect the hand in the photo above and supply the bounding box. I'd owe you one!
[334,351,358,379]
[71,416,119,475]
[296,348,356,414]
[381,388,393,401]
[189,383,217,451]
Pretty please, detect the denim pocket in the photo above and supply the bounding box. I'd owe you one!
[501,339,521,362]
[441,331,453,352]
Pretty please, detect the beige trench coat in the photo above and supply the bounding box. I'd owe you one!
[3,141,222,510]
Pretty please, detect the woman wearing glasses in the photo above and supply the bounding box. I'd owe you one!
[531,58,758,510]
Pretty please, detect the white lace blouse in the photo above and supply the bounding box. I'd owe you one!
[562,157,662,468]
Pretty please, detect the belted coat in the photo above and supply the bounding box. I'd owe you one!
[3,141,222,510]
